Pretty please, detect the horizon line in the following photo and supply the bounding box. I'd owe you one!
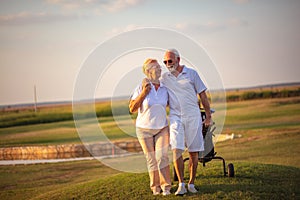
[1,81,300,108]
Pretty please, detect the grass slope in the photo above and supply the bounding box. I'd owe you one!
[30,162,299,200]
[0,160,120,200]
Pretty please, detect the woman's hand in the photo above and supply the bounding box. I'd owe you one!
[129,78,151,113]
[142,78,151,95]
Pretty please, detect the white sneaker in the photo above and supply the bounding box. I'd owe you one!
[162,190,171,196]
[188,184,198,193]
[175,185,187,196]
[152,191,160,195]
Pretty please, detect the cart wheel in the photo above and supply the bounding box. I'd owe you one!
[228,163,234,177]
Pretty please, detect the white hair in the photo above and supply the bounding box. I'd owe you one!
[166,48,180,58]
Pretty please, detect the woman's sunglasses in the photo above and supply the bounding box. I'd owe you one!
[163,59,173,65]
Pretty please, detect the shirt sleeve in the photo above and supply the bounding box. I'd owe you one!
[192,69,207,94]
[131,84,142,100]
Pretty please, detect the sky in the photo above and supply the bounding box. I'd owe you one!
[0,0,299,105]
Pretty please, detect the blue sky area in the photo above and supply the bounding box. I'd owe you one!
[0,0,299,105]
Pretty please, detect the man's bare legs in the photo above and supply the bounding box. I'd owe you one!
[173,149,187,195]
[173,149,199,195]
[173,149,184,183]
[188,152,199,184]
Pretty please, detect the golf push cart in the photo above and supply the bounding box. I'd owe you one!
[173,109,234,181]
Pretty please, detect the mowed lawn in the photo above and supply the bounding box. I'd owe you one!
[0,115,136,147]
[218,97,300,168]
[0,97,299,199]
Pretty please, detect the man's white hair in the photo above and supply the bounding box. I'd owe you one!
[166,48,180,58]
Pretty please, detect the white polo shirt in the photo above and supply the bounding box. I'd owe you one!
[131,82,169,129]
[161,65,207,117]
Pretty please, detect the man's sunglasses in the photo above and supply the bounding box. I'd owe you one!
[163,59,173,65]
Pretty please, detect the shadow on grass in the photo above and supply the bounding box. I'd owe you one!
[194,162,299,200]
[27,162,300,200]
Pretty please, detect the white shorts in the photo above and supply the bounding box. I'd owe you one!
[169,115,204,152]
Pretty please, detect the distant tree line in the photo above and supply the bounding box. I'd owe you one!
[0,103,131,128]
[226,88,300,101]
[1,88,300,128]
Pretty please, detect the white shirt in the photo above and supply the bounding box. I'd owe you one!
[161,65,207,117]
[131,82,169,129]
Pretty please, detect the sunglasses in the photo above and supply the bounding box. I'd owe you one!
[163,59,173,65]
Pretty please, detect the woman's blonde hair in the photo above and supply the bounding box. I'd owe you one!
[142,58,157,74]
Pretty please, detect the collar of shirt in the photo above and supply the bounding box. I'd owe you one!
[181,65,187,74]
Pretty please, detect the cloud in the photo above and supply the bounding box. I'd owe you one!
[46,0,145,13]
[176,21,225,33]
[106,24,139,36]
[175,18,248,34]
[102,0,145,12]
[227,18,248,27]
[0,11,80,25]
[0,0,145,26]
[232,0,250,4]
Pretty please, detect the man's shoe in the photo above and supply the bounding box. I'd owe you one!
[162,190,171,196]
[152,191,160,195]
[175,185,187,196]
[188,185,198,193]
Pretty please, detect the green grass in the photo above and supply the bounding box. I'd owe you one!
[0,121,80,147]
[216,127,300,168]
[0,161,298,200]
[0,116,136,147]
[0,100,130,128]
[224,98,300,128]
[1,97,300,147]
[0,160,120,200]
[0,97,300,199]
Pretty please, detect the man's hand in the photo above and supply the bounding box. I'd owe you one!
[199,91,212,128]
[203,117,212,128]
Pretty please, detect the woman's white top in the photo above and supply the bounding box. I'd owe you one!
[131,82,168,129]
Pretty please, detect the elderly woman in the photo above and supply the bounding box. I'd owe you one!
[129,58,171,196]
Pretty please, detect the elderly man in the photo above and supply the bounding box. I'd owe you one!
[161,49,212,195]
